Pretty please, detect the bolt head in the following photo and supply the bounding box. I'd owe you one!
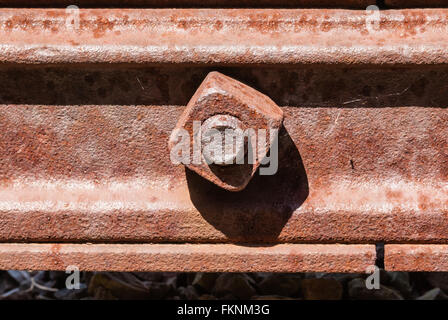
[169,71,283,191]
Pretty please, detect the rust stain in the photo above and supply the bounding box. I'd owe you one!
[50,243,64,268]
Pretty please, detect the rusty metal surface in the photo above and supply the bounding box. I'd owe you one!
[1,9,448,66]
[0,243,376,272]
[385,245,448,272]
[0,65,446,243]
[0,0,375,8]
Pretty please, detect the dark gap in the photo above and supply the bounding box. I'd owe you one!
[375,243,385,269]
[0,65,446,108]
[376,0,387,9]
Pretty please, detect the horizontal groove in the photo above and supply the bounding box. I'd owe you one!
[0,243,376,272]
[0,8,447,66]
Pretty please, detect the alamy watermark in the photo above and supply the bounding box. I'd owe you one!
[65,265,80,290]
[365,265,381,290]
[66,5,80,31]
[366,5,381,33]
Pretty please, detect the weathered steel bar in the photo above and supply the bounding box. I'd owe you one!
[0,243,376,272]
[1,179,447,243]
[0,0,375,8]
[0,9,448,66]
[0,64,446,244]
[0,102,446,243]
[385,245,448,272]
[2,0,446,8]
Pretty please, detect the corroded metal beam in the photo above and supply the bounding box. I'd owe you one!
[0,0,375,8]
[0,64,446,244]
[0,105,446,243]
[0,8,447,272]
[385,245,448,272]
[0,9,448,65]
[0,243,376,272]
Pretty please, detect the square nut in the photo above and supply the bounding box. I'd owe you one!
[169,71,283,191]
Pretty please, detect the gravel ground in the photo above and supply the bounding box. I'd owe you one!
[0,270,447,300]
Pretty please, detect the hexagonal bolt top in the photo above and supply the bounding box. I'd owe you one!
[169,71,284,192]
